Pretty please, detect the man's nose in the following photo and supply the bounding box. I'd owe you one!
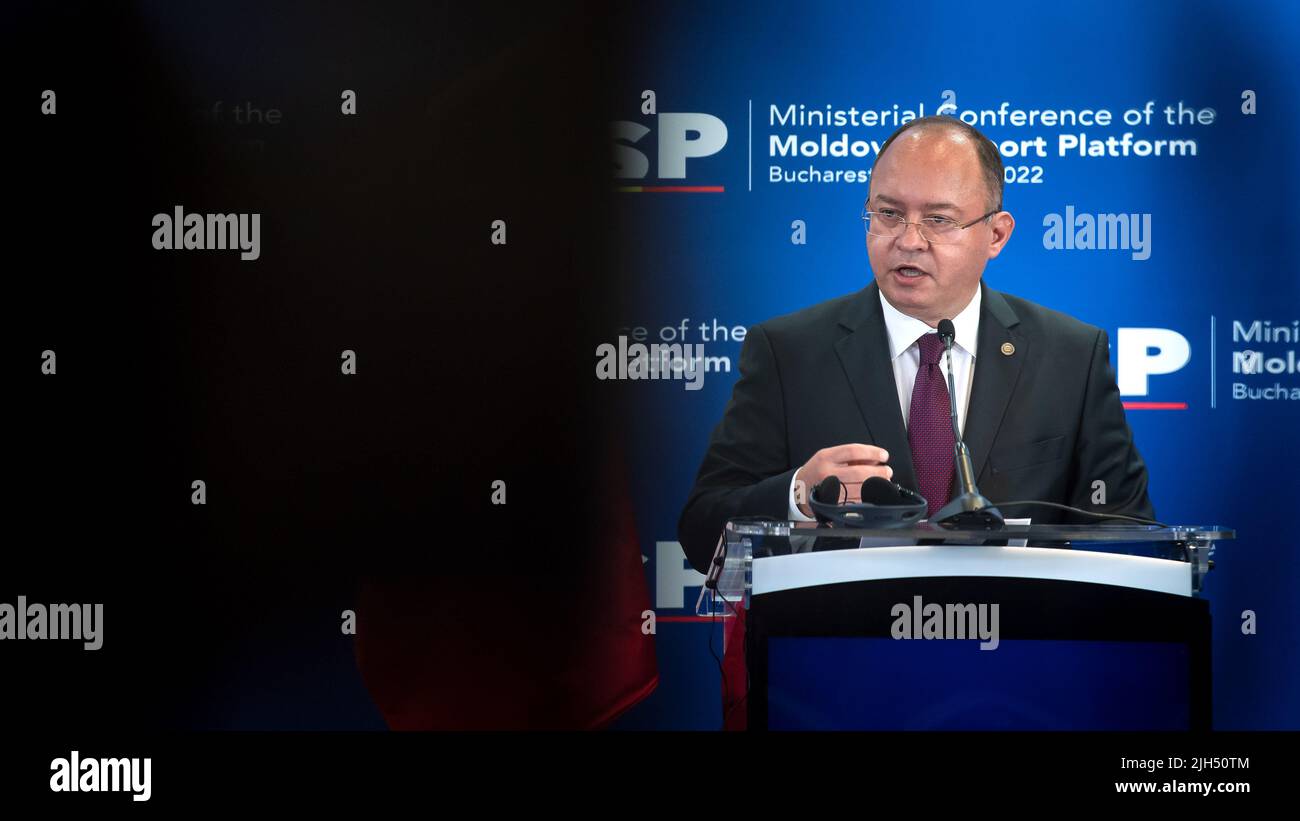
[895,220,929,251]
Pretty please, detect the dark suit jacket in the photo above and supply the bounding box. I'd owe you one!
[678,280,1156,574]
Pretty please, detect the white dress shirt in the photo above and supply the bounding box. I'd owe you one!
[789,286,982,520]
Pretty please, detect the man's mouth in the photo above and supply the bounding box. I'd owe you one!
[892,265,929,279]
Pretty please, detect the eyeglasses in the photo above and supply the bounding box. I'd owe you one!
[861,203,999,244]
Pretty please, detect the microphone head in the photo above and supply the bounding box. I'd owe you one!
[937,319,955,349]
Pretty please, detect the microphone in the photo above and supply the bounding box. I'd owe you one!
[931,319,1004,529]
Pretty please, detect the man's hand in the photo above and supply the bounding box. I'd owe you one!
[794,444,893,517]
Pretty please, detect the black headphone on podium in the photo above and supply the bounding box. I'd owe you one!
[808,475,928,528]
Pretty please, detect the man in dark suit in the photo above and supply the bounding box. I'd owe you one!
[678,116,1155,574]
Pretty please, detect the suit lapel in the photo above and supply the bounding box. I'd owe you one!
[834,283,919,493]
[959,282,1025,488]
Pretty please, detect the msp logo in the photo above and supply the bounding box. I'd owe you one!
[1113,320,1299,407]
[1116,327,1191,409]
[655,541,705,609]
[612,91,728,192]
[1230,319,1299,400]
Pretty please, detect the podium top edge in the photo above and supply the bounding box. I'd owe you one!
[723,520,1235,542]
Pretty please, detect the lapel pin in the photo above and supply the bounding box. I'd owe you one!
[1000,342,1015,356]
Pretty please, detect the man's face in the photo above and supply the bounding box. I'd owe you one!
[866,129,1014,326]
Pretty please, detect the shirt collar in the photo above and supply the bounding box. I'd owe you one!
[878,284,982,361]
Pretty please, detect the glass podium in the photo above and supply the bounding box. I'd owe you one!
[697,520,1235,730]
[702,521,1234,615]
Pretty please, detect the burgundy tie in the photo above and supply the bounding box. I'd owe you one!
[908,333,955,519]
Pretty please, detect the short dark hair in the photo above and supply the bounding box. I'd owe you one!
[871,115,1004,213]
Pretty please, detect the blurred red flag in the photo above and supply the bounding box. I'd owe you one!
[354,446,658,729]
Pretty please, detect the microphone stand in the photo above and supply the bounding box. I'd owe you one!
[932,321,1004,530]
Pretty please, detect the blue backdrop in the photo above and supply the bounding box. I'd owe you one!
[605,0,1300,730]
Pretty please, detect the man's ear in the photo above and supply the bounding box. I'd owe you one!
[986,211,1015,260]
